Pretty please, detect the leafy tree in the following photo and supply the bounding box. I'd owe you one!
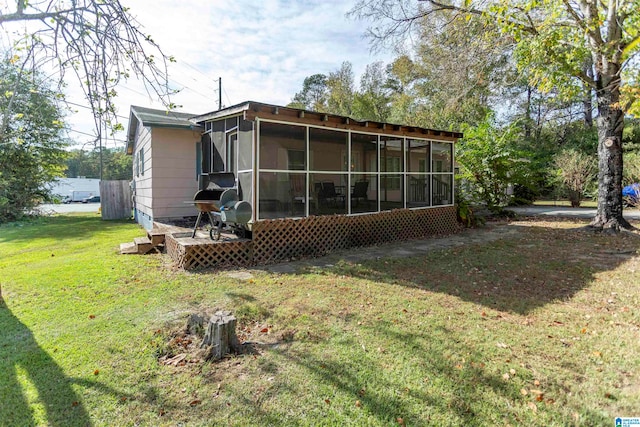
[457,115,533,212]
[0,56,68,222]
[350,0,640,231]
[0,0,177,137]
[288,74,328,111]
[326,62,355,117]
[551,149,597,207]
[65,148,132,180]
[352,61,392,122]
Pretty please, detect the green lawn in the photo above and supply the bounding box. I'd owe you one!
[1,214,639,426]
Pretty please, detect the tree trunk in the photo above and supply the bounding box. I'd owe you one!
[591,79,633,231]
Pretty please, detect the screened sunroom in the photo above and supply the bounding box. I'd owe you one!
[193,101,460,224]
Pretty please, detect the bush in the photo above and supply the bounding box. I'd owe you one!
[550,149,597,207]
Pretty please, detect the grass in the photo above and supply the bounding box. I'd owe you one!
[1,214,639,426]
[532,200,598,208]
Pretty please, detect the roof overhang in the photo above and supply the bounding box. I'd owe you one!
[125,106,202,155]
[194,101,463,141]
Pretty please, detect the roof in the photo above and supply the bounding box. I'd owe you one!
[126,106,200,154]
[193,101,463,141]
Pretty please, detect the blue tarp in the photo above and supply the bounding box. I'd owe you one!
[622,183,640,201]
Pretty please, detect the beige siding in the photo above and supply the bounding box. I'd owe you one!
[132,124,153,219]
[150,128,201,219]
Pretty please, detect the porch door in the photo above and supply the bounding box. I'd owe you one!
[226,132,237,174]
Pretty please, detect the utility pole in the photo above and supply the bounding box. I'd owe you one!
[218,77,222,110]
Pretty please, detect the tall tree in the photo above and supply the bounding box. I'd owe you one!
[326,61,355,117]
[0,0,176,137]
[288,74,328,111]
[351,0,640,231]
[352,61,392,122]
[0,56,68,222]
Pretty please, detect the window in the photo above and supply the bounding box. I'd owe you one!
[288,149,305,170]
[139,147,145,176]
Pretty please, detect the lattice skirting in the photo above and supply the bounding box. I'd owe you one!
[167,206,459,269]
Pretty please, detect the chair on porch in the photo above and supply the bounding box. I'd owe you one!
[289,175,306,216]
[316,181,344,208]
[351,180,369,207]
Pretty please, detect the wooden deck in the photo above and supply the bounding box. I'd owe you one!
[162,206,460,270]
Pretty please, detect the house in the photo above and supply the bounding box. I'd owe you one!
[126,106,202,230]
[126,101,462,268]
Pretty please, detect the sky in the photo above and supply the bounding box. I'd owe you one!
[2,0,394,150]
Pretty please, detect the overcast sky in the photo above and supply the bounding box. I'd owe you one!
[3,0,393,149]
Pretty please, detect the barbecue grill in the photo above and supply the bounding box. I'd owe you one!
[191,172,252,239]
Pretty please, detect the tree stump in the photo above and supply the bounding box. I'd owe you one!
[200,311,239,361]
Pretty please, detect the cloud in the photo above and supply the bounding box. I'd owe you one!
[56,0,392,147]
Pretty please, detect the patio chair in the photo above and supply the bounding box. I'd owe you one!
[316,181,344,208]
[289,175,306,215]
[351,180,369,207]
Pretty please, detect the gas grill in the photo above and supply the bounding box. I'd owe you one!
[191,172,252,239]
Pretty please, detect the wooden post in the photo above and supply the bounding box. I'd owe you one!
[200,311,238,360]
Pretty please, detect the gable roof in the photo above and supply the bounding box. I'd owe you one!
[126,106,200,154]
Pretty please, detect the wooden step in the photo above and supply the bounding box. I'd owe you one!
[119,242,138,255]
[148,229,165,246]
[134,236,153,254]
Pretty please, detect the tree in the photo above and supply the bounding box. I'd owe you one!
[352,61,392,122]
[350,0,640,231]
[0,0,176,136]
[288,74,329,111]
[0,56,68,222]
[551,149,597,207]
[457,115,533,212]
[326,62,356,117]
[65,148,132,180]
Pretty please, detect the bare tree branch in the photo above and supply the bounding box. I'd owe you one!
[0,0,176,142]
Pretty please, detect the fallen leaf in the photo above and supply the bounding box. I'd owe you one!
[546,398,555,404]
[503,373,510,380]
[397,417,405,425]
[509,368,516,375]
[359,388,366,396]
[189,399,201,406]
[593,351,602,358]
[93,369,99,375]
[580,328,587,334]
[355,400,361,407]
[89,314,96,319]
[528,402,537,412]
[324,399,330,405]
[533,380,540,386]
[260,327,269,333]
[159,409,166,416]
[520,388,528,396]
[496,342,508,348]
[536,394,544,402]
[72,401,79,407]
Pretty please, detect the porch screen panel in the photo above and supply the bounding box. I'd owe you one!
[350,174,378,214]
[258,172,306,219]
[238,119,253,171]
[433,174,453,205]
[309,128,347,172]
[238,171,253,208]
[407,174,431,207]
[407,139,430,207]
[309,173,347,216]
[432,142,453,172]
[211,120,225,172]
[259,122,306,170]
[380,136,404,210]
[350,133,378,173]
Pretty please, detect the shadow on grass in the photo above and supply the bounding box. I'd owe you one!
[326,223,640,315]
[0,299,133,426]
[0,300,92,426]
[0,214,135,243]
